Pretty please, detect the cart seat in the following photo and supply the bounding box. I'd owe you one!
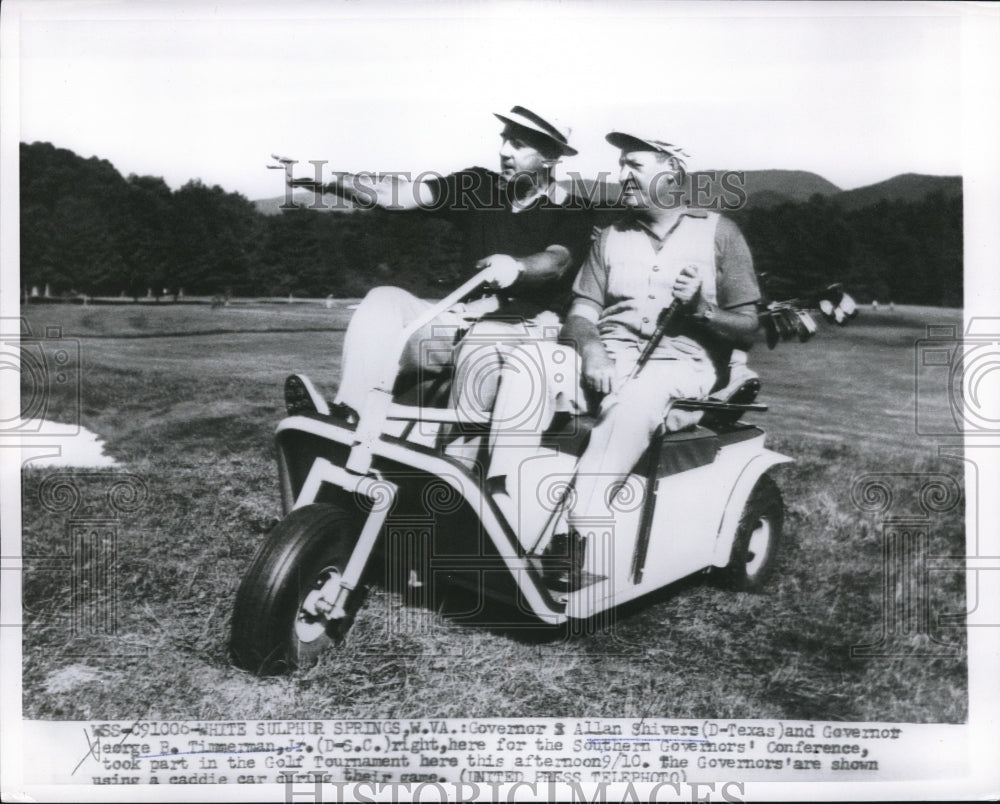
[540,413,762,478]
[539,370,765,478]
[395,368,764,480]
[541,412,716,468]
[392,373,453,408]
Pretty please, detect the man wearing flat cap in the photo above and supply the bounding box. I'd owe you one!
[488,132,760,588]
[295,106,594,425]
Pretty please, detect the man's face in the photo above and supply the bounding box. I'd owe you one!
[618,149,680,210]
[498,125,551,184]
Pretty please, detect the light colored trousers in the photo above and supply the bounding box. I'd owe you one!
[488,339,715,527]
[335,286,559,415]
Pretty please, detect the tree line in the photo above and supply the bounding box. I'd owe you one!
[20,141,961,306]
[728,191,962,306]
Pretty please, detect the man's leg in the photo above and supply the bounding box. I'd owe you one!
[450,312,562,426]
[478,340,584,552]
[712,347,760,403]
[443,319,525,471]
[535,355,714,588]
[335,286,460,411]
[568,356,715,529]
[450,319,529,426]
[486,340,583,487]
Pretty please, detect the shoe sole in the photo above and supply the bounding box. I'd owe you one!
[284,374,330,416]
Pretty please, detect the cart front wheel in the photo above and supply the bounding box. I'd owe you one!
[230,503,366,675]
[718,474,784,591]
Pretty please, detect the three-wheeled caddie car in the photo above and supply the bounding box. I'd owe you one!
[229,269,791,675]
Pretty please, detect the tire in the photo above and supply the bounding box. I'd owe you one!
[718,474,784,591]
[230,503,366,675]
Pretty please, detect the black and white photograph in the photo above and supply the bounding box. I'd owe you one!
[2,1,998,801]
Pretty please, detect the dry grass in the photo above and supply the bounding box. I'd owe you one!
[19,303,967,722]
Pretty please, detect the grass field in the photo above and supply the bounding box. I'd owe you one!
[19,302,967,723]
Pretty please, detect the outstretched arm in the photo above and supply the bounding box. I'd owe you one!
[319,172,431,211]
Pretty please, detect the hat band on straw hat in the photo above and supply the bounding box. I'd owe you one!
[494,105,578,156]
[606,131,690,159]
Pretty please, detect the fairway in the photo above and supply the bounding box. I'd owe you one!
[19,302,967,723]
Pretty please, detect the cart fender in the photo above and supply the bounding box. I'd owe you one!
[711,449,792,568]
[272,415,568,625]
[276,416,356,513]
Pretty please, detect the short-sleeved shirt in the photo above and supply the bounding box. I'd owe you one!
[572,208,759,363]
[425,167,595,318]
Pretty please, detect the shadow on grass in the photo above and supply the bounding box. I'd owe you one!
[388,568,711,652]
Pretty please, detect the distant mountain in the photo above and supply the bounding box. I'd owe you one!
[254,190,357,215]
[695,170,960,210]
[733,169,843,204]
[253,171,962,214]
[558,170,842,210]
[741,189,797,208]
[834,173,962,210]
[693,169,841,208]
[21,139,963,306]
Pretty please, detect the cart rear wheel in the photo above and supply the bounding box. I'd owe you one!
[230,503,366,675]
[718,474,784,591]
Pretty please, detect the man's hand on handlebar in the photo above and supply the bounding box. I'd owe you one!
[476,254,522,291]
[449,296,501,322]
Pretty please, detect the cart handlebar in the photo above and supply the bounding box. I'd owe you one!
[377,268,496,394]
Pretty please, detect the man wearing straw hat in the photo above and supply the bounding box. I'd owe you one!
[488,131,760,588]
[287,106,594,424]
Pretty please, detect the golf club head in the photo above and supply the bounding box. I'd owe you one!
[781,308,800,340]
[770,309,793,341]
[763,314,780,349]
[823,284,845,307]
[796,310,818,342]
[840,292,858,318]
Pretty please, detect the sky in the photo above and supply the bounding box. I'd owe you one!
[8,0,981,201]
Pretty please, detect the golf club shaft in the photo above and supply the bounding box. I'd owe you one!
[631,299,684,378]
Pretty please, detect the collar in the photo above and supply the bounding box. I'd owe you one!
[628,206,707,240]
[510,181,568,213]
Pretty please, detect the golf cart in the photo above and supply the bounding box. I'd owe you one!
[229,269,792,675]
